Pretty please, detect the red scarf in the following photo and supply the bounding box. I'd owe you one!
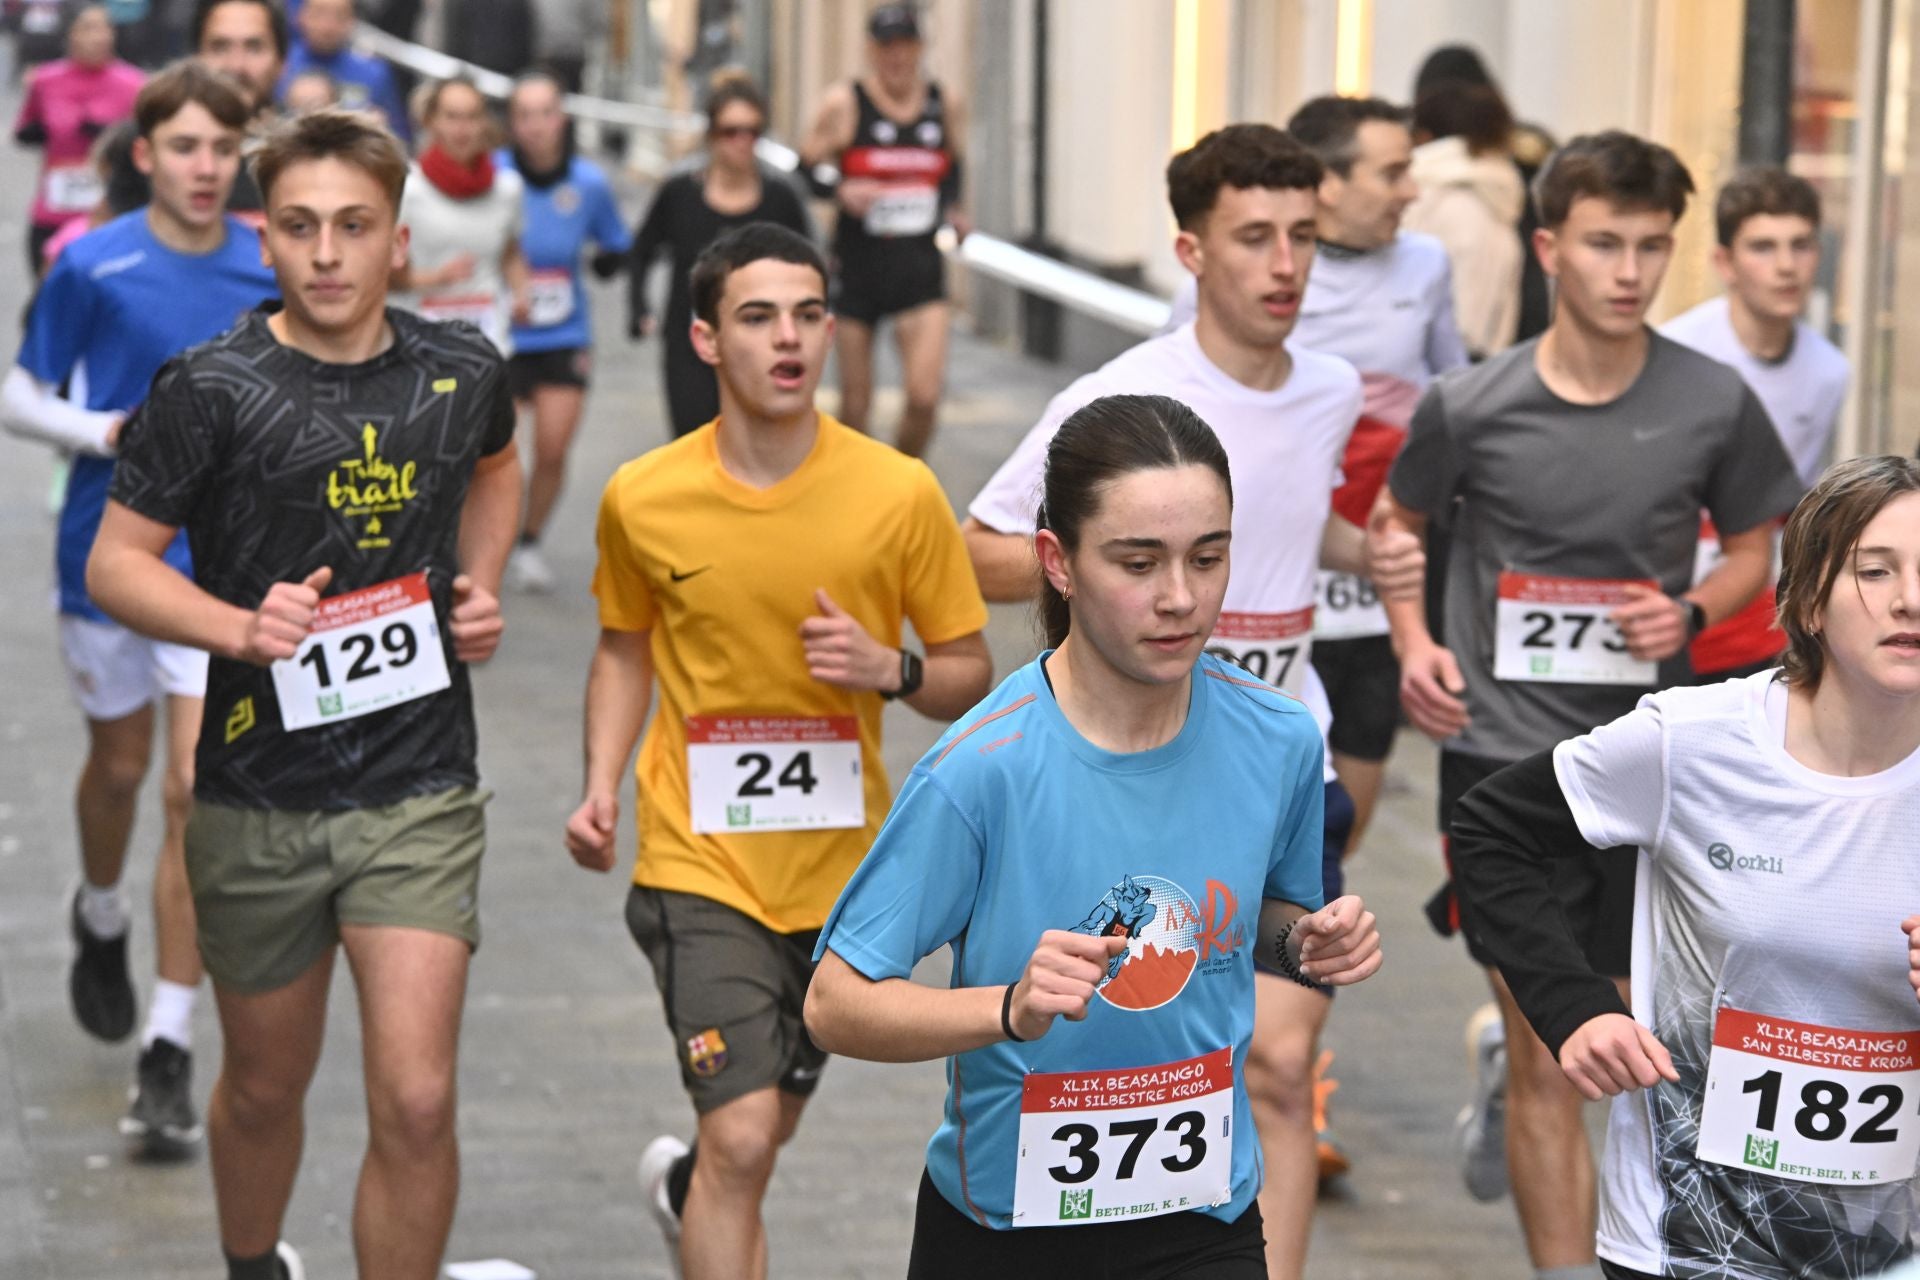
[418,145,495,199]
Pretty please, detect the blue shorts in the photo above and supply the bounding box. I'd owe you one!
[1253,779,1353,990]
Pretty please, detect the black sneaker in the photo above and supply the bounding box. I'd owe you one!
[68,890,134,1042]
[121,1038,202,1154]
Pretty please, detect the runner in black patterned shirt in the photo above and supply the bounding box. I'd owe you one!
[88,108,521,1280]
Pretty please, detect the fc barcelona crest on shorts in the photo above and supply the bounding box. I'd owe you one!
[686,1028,729,1078]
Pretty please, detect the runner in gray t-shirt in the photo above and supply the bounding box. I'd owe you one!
[1368,130,1803,1279]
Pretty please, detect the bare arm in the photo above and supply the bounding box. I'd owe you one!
[1372,490,1471,740]
[562,627,655,873]
[502,240,532,324]
[88,502,253,656]
[908,631,993,721]
[1374,491,1434,656]
[805,949,1009,1062]
[88,501,333,664]
[1319,513,1365,575]
[1689,524,1774,625]
[961,516,1041,602]
[798,82,857,170]
[457,443,522,597]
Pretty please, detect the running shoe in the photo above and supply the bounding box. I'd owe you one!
[507,544,556,594]
[276,1241,306,1280]
[639,1133,688,1278]
[1313,1048,1351,1182]
[69,889,135,1042]
[1454,1003,1509,1202]
[121,1037,203,1154]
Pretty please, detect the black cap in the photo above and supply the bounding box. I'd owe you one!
[868,3,920,43]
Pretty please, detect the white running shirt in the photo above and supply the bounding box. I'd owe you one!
[969,323,1362,779]
[1554,672,1920,1279]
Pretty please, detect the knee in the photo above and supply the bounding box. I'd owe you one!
[697,1115,781,1190]
[1245,1033,1317,1124]
[370,1073,457,1157]
[904,390,941,421]
[220,1064,308,1130]
[161,764,194,827]
[88,742,151,798]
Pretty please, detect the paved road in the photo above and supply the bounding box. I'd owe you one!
[0,78,1551,1280]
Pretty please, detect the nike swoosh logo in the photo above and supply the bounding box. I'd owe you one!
[669,566,712,582]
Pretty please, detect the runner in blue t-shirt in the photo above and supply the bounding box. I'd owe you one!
[497,71,631,594]
[0,62,275,1157]
[807,394,1383,1277]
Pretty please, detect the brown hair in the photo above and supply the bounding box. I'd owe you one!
[1165,124,1323,231]
[704,69,767,130]
[1776,455,1920,690]
[419,75,487,124]
[1714,166,1821,247]
[252,107,409,213]
[1532,130,1693,229]
[134,58,252,138]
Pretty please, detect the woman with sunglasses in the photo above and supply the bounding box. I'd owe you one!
[495,70,630,594]
[628,72,813,438]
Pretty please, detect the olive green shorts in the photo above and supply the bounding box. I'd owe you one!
[185,787,489,994]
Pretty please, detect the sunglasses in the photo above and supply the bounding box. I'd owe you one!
[712,124,763,141]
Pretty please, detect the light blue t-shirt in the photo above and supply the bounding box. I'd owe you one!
[817,651,1326,1230]
[18,212,277,620]
[496,150,631,354]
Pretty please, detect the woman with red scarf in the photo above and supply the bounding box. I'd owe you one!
[396,77,530,353]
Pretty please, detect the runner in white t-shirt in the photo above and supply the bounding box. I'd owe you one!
[1162,98,1467,866]
[964,123,1419,1280]
[1662,168,1850,684]
[1452,455,1920,1280]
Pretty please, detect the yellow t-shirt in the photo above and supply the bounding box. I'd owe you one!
[592,414,990,933]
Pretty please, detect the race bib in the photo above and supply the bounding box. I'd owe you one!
[270,573,450,731]
[526,269,574,328]
[864,185,939,237]
[1493,572,1656,686]
[687,715,863,834]
[1012,1048,1235,1227]
[1698,1007,1920,1186]
[420,292,500,331]
[44,165,103,214]
[1209,608,1313,694]
[1313,571,1387,641]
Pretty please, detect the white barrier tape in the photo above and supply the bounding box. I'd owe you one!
[354,24,1158,335]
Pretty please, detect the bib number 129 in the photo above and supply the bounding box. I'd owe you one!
[298,620,420,689]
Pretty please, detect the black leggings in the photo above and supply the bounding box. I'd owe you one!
[906,1170,1267,1279]
[1600,1261,1665,1280]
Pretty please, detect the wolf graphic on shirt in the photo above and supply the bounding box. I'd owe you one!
[1070,875,1214,1012]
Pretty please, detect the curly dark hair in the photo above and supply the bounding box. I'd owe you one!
[1165,124,1324,231]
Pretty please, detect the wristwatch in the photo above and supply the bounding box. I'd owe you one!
[1679,597,1708,637]
[881,648,924,701]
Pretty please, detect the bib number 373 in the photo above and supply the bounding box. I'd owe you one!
[269,573,451,731]
[686,715,863,834]
[1697,1007,1920,1185]
[1012,1048,1234,1227]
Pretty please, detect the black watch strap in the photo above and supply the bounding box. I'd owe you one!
[882,648,924,701]
[1683,598,1708,637]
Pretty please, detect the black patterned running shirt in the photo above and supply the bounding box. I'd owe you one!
[110,306,516,811]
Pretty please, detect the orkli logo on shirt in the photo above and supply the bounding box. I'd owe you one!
[1706,841,1783,875]
[328,423,419,549]
[1069,874,1247,1011]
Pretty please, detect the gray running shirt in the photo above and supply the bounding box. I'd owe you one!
[1389,331,1801,762]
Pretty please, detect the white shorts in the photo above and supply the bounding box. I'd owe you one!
[58,615,208,721]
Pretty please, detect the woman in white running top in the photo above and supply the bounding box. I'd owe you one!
[1453,454,1920,1280]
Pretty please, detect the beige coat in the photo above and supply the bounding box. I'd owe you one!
[1403,135,1526,357]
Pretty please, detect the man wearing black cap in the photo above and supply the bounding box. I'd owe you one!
[799,2,966,459]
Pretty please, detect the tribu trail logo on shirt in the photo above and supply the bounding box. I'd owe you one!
[327,423,418,549]
[1070,874,1247,1012]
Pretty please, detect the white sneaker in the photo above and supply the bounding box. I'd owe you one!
[1454,1002,1509,1202]
[275,1241,306,1280]
[638,1134,688,1278]
[507,544,556,593]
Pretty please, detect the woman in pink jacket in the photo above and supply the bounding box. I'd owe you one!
[13,5,143,274]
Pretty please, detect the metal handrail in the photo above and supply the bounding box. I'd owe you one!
[354,22,1164,338]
